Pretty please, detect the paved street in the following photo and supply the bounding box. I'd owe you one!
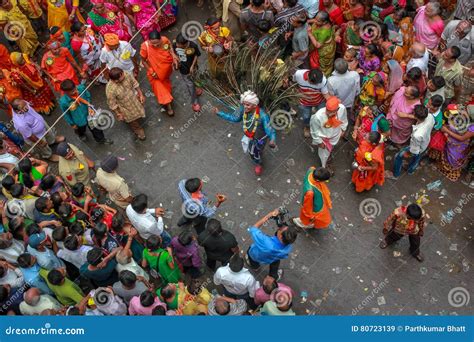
[44,2,472,315]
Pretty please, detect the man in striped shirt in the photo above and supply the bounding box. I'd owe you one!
[293,68,330,137]
[177,178,227,234]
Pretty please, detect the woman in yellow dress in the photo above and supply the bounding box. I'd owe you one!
[46,0,85,32]
[0,0,39,56]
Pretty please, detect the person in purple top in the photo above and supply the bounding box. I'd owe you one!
[11,99,64,161]
[170,231,202,279]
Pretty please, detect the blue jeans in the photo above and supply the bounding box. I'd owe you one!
[393,146,423,177]
[298,101,326,126]
[160,230,172,248]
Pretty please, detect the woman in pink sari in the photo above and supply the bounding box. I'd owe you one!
[87,0,133,41]
[413,0,444,49]
[125,0,160,40]
[386,85,421,145]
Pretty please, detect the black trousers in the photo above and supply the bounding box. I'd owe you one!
[384,230,421,256]
[182,265,201,279]
[178,215,208,235]
[76,124,106,142]
[223,288,257,310]
[205,257,229,272]
[246,248,280,279]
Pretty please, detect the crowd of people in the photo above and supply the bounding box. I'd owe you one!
[0,0,472,316]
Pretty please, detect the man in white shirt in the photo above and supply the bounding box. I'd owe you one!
[26,232,65,271]
[125,194,171,246]
[390,105,434,178]
[214,254,259,308]
[19,288,62,315]
[310,96,348,169]
[328,58,360,124]
[100,33,137,78]
[0,232,24,264]
[0,260,24,289]
[57,235,93,269]
[406,42,429,75]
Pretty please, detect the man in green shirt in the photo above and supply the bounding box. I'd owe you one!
[39,268,84,306]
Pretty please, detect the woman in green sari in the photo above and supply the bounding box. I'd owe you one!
[142,235,182,286]
[308,10,336,76]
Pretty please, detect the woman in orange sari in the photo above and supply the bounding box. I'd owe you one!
[352,131,385,192]
[0,68,22,117]
[293,166,332,229]
[41,41,85,92]
[140,30,178,116]
[10,52,55,114]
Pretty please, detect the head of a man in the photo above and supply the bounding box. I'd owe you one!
[325,96,340,117]
[48,41,61,56]
[205,17,221,35]
[251,0,265,8]
[427,76,445,91]
[276,226,297,246]
[86,247,104,267]
[308,68,324,85]
[11,98,28,114]
[17,253,36,268]
[410,42,426,59]
[131,194,148,213]
[206,218,223,237]
[24,288,41,306]
[56,142,75,160]
[262,275,278,295]
[368,131,381,145]
[427,95,444,113]
[455,20,472,39]
[214,297,231,315]
[229,254,244,273]
[442,46,461,62]
[406,203,423,220]
[413,104,428,123]
[184,178,202,194]
[104,33,120,50]
[139,290,155,307]
[60,79,78,97]
[47,269,66,286]
[119,270,137,289]
[334,58,348,74]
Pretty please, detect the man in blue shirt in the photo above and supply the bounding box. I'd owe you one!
[17,253,54,295]
[246,209,297,279]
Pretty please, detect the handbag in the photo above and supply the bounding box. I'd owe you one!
[158,14,177,30]
[428,130,447,151]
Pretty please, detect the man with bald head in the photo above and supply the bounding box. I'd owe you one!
[439,20,473,65]
[406,42,429,75]
[19,288,62,315]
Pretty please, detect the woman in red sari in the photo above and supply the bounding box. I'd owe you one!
[352,131,385,192]
[140,30,178,116]
[0,68,22,117]
[320,0,344,25]
[10,52,55,115]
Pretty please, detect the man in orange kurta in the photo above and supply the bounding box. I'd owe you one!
[293,166,332,229]
[351,131,385,192]
[140,30,178,116]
